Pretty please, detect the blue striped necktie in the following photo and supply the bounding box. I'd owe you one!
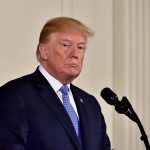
[60,84,81,142]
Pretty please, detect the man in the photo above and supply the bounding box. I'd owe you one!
[0,17,111,150]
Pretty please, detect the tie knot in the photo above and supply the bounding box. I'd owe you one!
[60,84,69,95]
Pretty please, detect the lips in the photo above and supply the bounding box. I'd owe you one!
[65,63,78,67]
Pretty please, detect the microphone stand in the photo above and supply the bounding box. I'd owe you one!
[115,97,150,150]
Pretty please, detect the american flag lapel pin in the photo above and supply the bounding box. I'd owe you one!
[80,98,84,103]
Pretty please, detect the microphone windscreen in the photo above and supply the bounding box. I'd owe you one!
[100,87,118,105]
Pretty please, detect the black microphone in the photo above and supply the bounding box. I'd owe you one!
[100,87,134,121]
[100,87,150,149]
[100,87,119,106]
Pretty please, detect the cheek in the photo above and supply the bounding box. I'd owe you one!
[80,55,84,65]
[54,53,66,68]
[48,49,64,62]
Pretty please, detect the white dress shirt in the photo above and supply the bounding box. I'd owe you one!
[39,65,79,117]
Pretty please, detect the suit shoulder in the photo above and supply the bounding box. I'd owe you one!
[0,72,34,93]
[72,84,103,112]
[71,84,99,105]
[72,85,92,97]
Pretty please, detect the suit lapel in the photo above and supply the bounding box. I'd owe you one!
[71,85,90,150]
[32,70,81,150]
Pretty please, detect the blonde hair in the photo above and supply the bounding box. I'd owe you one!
[36,17,94,61]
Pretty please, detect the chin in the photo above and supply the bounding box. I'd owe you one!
[64,68,81,79]
[66,68,80,75]
[70,69,80,76]
[65,72,80,81]
[68,73,79,78]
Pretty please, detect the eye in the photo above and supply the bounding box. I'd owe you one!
[63,43,69,47]
[61,42,71,49]
[78,45,86,52]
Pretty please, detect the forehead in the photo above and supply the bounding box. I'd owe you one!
[49,30,87,43]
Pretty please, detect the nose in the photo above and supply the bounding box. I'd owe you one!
[70,45,79,58]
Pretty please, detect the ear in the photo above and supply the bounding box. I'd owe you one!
[38,43,48,61]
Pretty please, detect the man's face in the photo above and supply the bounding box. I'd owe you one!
[40,30,87,83]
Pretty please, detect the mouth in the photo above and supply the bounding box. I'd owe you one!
[65,64,78,67]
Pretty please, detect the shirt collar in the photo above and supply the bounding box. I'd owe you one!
[39,65,70,92]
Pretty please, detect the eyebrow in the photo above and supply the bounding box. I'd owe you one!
[61,39,86,45]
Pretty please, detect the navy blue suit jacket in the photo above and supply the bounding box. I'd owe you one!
[0,68,110,150]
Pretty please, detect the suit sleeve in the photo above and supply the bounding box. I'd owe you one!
[91,95,111,150]
[0,85,28,150]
